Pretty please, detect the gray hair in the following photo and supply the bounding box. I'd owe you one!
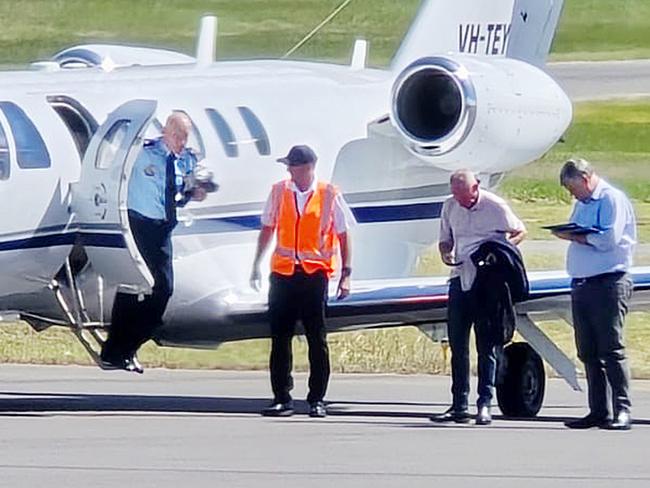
[560,158,594,186]
[449,169,478,186]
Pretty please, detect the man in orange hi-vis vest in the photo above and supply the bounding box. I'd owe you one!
[250,145,355,418]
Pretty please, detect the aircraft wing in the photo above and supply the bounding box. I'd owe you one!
[156,266,650,347]
[153,265,650,398]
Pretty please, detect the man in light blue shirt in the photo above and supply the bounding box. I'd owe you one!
[552,159,636,430]
[101,112,203,373]
[128,136,198,221]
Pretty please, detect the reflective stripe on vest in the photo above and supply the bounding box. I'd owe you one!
[271,180,338,276]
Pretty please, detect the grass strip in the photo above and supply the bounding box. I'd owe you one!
[0,1,648,65]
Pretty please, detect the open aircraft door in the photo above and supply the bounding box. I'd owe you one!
[72,99,157,295]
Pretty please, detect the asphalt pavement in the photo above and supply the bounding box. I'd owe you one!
[548,59,650,101]
[0,365,649,487]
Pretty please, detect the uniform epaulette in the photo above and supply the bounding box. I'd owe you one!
[143,139,157,148]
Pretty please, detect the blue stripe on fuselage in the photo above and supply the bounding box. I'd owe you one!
[0,231,126,251]
[0,202,441,246]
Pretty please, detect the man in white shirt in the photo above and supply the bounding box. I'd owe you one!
[250,145,355,418]
[431,169,526,425]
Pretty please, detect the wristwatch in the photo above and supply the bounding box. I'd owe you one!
[341,266,352,278]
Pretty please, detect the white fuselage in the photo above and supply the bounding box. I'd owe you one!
[0,55,571,340]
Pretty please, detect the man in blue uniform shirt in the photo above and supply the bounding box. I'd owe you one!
[101,112,203,373]
[553,159,636,430]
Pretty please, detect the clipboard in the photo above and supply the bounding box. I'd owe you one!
[542,223,602,235]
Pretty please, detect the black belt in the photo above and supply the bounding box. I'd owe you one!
[128,209,173,227]
[572,271,625,286]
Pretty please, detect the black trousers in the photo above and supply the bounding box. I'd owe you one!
[268,269,330,404]
[571,272,632,418]
[102,211,174,359]
[447,278,498,410]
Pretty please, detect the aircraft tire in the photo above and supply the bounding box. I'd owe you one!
[496,342,545,418]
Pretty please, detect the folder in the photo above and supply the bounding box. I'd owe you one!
[542,223,601,235]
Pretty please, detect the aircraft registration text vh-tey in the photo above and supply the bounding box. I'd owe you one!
[1,0,650,418]
[458,23,512,55]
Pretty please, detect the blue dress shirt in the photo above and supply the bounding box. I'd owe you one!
[567,179,636,278]
[128,138,197,221]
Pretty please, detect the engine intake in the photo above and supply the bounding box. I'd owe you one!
[391,57,476,156]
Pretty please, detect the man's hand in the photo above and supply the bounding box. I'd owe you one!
[191,187,208,202]
[337,275,350,300]
[552,230,571,241]
[552,230,588,244]
[441,252,455,266]
[508,228,526,246]
[250,266,262,291]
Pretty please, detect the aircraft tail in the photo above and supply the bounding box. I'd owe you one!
[506,0,566,67]
[391,0,565,71]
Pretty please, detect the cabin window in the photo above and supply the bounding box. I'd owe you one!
[238,107,270,156]
[95,120,131,170]
[187,116,206,159]
[205,108,238,157]
[0,122,9,180]
[47,95,98,158]
[0,102,51,169]
[144,117,164,140]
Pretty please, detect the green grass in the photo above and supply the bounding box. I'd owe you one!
[0,1,647,65]
[4,312,650,378]
[0,0,418,66]
[552,0,650,60]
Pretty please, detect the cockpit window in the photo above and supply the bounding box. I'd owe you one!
[47,95,98,158]
[0,102,51,169]
[205,108,238,158]
[238,107,270,156]
[0,122,9,180]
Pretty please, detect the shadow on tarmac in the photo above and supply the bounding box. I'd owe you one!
[0,391,648,426]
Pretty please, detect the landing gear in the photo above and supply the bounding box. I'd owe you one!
[496,342,545,418]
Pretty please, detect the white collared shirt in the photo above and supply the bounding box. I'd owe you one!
[439,189,525,291]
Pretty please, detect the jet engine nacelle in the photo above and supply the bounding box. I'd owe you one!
[49,44,195,69]
[390,56,573,173]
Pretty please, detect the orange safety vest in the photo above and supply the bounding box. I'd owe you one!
[270,180,339,277]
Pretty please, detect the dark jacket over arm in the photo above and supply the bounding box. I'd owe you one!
[470,240,529,344]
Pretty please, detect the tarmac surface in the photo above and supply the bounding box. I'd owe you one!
[548,59,650,101]
[0,365,649,487]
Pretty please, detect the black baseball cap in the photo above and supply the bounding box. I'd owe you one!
[276,145,317,166]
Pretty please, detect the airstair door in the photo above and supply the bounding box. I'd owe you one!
[72,99,157,294]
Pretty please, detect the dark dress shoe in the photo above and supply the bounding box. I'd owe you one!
[261,400,294,417]
[309,401,327,418]
[99,352,127,371]
[124,355,144,374]
[430,407,471,424]
[564,413,610,429]
[605,410,632,431]
[100,353,144,374]
[475,406,492,425]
